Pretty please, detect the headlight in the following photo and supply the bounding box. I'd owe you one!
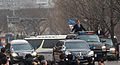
[110,48,116,53]
[31,52,37,56]
[65,51,71,55]
[12,52,18,57]
[88,51,94,56]
[110,48,115,51]
[102,46,106,51]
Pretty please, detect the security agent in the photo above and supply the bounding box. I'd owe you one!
[58,54,66,65]
[0,48,9,65]
[66,54,79,65]
[95,27,105,36]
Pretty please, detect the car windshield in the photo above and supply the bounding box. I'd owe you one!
[12,44,32,51]
[101,38,113,46]
[65,42,89,49]
[76,35,100,42]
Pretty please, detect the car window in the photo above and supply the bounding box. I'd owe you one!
[101,38,113,46]
[12,44,32,51]
[42,39,63,48]
[65,42,89,49]
[76,35,100,42]
[26,39,43,49]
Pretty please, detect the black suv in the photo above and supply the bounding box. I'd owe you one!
[53,39,95,65]
[74,31,107,61]
[99,35,119,60]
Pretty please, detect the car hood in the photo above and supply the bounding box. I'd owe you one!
[105,44,113,49]
[87,42,104,49]
[14,50,34,56]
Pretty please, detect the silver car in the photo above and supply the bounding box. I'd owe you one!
[10,40,37,63]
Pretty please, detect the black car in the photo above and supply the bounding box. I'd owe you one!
[75,31,107,61]
[53,39,95,65]
[99,35,119,60]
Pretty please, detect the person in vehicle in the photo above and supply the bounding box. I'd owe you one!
[71,20,86,33]
[96,27,105,35]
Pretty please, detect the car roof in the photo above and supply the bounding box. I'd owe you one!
[77,34,97,35]
[24,35,67,39]
[59,39,86,42]
[11,40,29,44]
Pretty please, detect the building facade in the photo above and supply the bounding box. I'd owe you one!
[0,0,55,9]
[0,0,36,9]
[36,0,55,8]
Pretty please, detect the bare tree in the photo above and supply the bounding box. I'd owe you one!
[19,18,47,36]
[53,0,120,41]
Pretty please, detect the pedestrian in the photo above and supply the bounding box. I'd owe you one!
[96,27,105,36]
[0,48,9,65]
[98,59,104,65]
[37,55,47,65]
[71,20,86,34]
[66,54,79,65]
[24,54,35,65]
[98,54,105,65]
[58,54,66,65]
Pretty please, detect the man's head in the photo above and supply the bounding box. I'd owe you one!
[77,20,80,24]
[38,55,45,61]
[59,54,65,60]
[98,27,102,30]
[1,48,6,53]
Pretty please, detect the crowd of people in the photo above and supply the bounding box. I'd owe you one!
[0,47,48,65]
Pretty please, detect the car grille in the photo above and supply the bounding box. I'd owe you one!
[18,53,27,57]
[73,52,88,56]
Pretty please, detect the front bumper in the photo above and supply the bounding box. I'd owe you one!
[78,56,94,63]
[106,51,116,60]
[92,49,107,61]
[11,56,24,64]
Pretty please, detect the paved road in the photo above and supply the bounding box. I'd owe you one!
[13,60,120,65]
[95,61,120,65]
[81,60,120,65]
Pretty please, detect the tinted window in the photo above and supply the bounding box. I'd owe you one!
[42,39,63,48]
[65,42,89,49]
[25,39,43,49]
[76,35,100,42]
[101,38,113,46]
[12,44,32,51]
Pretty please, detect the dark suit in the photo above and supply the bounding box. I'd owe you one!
[72,24,86,33]
[96,30,104,35]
